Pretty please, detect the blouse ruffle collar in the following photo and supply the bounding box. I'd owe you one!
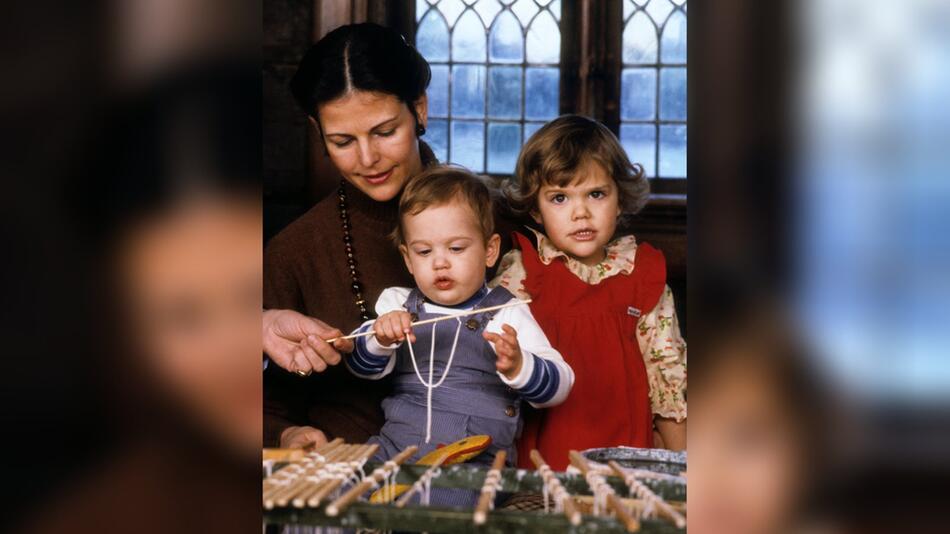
[527,227,638,285]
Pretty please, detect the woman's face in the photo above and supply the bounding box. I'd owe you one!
[120,195,262,457]
[317,90,427,202]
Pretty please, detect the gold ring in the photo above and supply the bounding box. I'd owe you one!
[295,368,311,377]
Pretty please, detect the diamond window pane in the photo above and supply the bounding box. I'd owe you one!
[451,65,486,118]
[488,67,522,119]
[417,10,450,62]
[620,123,656,178]
[487,122,521,174]
[661,10,687,63]
[451,121,485,172]
[474,0,503,26]
[623,12,658,64]
[417,0,429,21]
[511,0,539,27]
[659,124,686,177]
[489,10,523,63]
[550,0,561,21]
[452,10,487,61]
[427,119,449,163]
[428,65,449,117]
[524,121,545,142]
[624,0,635,20]
[526,11,560,63]
[645,0,674,25]
[659,67,686,120]
[621,68,657,120]
[525,67,559,120]
[438,0,467,26]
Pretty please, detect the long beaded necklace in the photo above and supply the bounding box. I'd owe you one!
[337,180,370,322]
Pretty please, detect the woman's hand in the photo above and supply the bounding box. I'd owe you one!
[263,309,354,375]
[279,425,328,449]
[373,311,415,347]
[484,323,523,380]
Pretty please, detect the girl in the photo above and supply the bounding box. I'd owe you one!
[492,114,687,470]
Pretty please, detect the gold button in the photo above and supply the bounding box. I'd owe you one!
[465,318,480,330]
[504,405,516,417]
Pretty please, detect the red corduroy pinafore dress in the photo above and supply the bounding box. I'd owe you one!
[513,232,667,470]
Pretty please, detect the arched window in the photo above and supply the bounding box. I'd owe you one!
[620,0,687,182]
[415,0,562,174]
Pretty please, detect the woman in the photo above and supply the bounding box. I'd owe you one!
[263,23,517,448]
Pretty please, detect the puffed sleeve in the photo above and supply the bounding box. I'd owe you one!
[636,285,687,422]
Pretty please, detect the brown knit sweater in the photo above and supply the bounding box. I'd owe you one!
[263,173,522,447]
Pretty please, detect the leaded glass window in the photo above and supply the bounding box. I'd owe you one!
[415,0,562,174]
[620,0,687,179]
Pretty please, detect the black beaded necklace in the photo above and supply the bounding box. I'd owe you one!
[336,132,429,323]
[337,180,370,322]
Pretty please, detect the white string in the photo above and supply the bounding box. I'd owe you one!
[584,470,613,516]
[538,464,571,515]
[406,316,463,443]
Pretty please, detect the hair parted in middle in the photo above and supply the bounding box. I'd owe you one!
[392,166,495,246]
[289,22,431,124]
[505,114,650,218]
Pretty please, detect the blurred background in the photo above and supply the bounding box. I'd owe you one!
[0,0,948,532]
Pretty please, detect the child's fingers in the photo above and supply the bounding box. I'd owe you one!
[386,316,403,341]
[487,331,518,353]
[501,323,518,337]
[496,352,517,373]
[375,319,395,345]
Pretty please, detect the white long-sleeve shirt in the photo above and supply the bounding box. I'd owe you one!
[345,286,574,408]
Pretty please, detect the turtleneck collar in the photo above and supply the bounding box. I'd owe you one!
[341,179,399,226]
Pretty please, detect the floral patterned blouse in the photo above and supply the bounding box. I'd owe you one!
[490,228,687,422]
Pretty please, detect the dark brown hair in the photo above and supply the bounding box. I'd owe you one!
[392,166,495,245]
[506,114,649,217]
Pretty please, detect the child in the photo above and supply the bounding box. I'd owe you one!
[344,166,574,470]
[493,114,687,471]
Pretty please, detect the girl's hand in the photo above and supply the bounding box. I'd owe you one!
[483,323,523,380]
[263,309,353,375]
[373,311,416,347]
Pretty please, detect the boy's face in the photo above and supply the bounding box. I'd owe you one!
[399,198,501,306]
[533,160,620,266]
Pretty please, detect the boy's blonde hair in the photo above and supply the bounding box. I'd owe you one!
[506,114,649,217]
[392,166,495,245]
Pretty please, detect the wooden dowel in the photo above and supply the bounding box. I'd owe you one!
[325,445,418,516]
[305,443,380,508]
[267,441,351,507]
[531,450,582,526]
[325,299,532,343]
[289,444,363,508]
[395,454,448,508]
[267,444,349,508]
[608,460,686,528]
[569,451,640,533]
[473,450,507,524]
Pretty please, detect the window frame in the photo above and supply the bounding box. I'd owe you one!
[373,0,686,203]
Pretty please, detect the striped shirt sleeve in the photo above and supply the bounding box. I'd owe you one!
[344,321,398,379]
[343,287,410,380]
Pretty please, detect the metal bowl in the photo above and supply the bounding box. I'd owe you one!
[581,446,687,476]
